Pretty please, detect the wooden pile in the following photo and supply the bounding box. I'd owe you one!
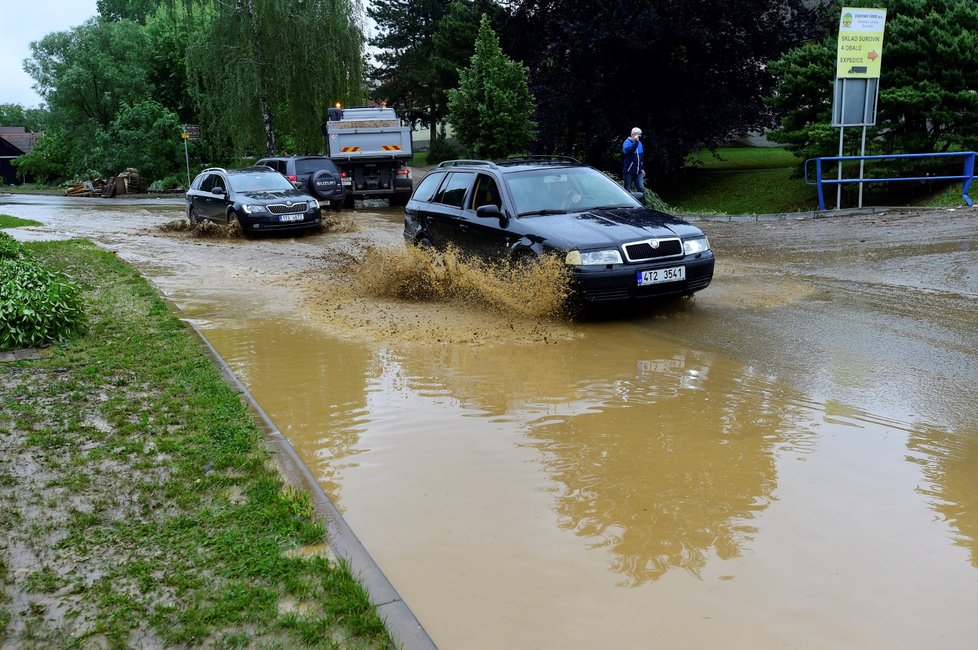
[65,179,105,197]
[64,169,149,198]
[102,168,148,197]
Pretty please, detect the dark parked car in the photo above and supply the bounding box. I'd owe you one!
[255,155,345,209]
[186,166,322,234]
[403,157,714,303]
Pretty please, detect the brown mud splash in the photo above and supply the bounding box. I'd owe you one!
[356,245,571,320]
[158,219,243,238]
[297,244,580,345]
[159,216,355,238]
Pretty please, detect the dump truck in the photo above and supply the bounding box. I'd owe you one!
[324,107,414,205]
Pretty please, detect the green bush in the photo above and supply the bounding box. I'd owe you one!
[0,231,26,260]
[0,255,84,351]
[425,136,462,165]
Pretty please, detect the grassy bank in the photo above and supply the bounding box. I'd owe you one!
[661,146,972,215]
[0,215,42,229]
[0,240,392,649]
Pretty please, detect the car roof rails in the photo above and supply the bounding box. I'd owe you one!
[437,159,498,169]
[501,155,582,165]
[201,166,228,173]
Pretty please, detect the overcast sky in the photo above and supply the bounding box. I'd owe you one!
[1,0,99,107]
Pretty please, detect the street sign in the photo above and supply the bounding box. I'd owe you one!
[836,7,887,79]
[183,124,201,141]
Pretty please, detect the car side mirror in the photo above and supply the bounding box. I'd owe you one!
[212,186,226,196]
[476,204,502,219]
[630,191,646,203]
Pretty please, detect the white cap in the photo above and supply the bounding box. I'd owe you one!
[631,127,642,136]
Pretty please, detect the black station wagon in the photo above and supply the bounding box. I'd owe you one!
[403,157,715,303]
[186,166,322,234]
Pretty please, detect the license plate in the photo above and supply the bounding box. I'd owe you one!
[637,266,685,285]
[318,200,331,207]
[279,214,305,222]
[342,179,352,186]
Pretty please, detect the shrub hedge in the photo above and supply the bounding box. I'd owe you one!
[0,232,85,350]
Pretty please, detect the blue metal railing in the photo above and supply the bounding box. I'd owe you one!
[804,151,976,210]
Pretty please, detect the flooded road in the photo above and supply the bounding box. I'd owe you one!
[4,193,978,648]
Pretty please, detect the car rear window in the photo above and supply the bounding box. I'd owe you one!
[295,158,337,175]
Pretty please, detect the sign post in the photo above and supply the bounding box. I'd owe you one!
[833,7,887,208]
[182,124,201,188]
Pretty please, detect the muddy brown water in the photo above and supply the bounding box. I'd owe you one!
[4,194,978,648]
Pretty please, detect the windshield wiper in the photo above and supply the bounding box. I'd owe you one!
[518,209,568,216]
[592,204,638,210]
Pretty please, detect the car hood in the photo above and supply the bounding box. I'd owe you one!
[238,189,312,203]
[524,208,703,250]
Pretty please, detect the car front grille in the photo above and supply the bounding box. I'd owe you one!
[622,238,683,262]
[267,203,308,215]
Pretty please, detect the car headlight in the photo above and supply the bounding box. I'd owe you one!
[308,200,319,210]
[683,237,710,255]
[565,249,623,266]
[241,204,263,214]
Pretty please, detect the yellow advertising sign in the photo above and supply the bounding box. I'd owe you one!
[837,7,886,78]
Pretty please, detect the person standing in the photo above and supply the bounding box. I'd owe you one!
[622,127,646,204]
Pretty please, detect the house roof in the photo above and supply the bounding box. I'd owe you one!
[0,127,39,155]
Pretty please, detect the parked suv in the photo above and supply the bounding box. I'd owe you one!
[186,166,322,234]
[403,157,714,304]
[256,155,345,210]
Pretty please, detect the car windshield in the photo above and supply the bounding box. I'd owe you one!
[228,171,295,192]
[505,167,641,215]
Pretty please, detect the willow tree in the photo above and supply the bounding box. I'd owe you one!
[176,0,365,156]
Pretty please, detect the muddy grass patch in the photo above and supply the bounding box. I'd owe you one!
[0,240,392,648]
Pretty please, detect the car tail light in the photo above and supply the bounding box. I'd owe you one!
[396,168,412,179]
[340,171,349,178]
[287,175,297,183]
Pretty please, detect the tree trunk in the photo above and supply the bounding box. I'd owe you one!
[261,92,276,155]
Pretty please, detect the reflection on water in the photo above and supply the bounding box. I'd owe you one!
[194,316,978,647]
[197,319,374,502]
[529,359,804,585]
[908,425,978,568]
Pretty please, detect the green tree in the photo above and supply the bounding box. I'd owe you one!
[447,15,537,159]
[368,0,451,135]
[431,2,499,138]
[12,129,71,182]
[177,0,365,156]
[502,0,822,177]
[0,104,48,132]
[769,0,978,163]
[97,0,161,23]
[144,3,195,122]
[25,19,151,130]
[23,18,154,178]
[83,100,183,180]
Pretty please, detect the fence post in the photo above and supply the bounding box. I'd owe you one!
[963,152,975,207]
[816,158,826,211]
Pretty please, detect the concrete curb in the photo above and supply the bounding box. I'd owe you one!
[679,204,973,223]
[185,321,437,650]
